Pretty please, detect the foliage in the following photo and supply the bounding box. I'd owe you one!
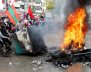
[28,0,31,2]
[46,0,54,11]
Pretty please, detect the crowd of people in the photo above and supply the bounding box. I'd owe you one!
[0,17,12,54]
[0,13,45,56]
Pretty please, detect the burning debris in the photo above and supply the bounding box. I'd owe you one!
[46,7,90,68]
[60,7,88,51]
[46,49,91,68]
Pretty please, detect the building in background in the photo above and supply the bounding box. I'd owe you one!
[28,0,46,16]
[0,0,46,17]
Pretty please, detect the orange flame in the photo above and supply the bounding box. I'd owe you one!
[61,7,88,51]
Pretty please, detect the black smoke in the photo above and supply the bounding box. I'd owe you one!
[78,0,91,6]
[27,26,48,54]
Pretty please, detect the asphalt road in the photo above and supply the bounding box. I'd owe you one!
[0,30,91,72]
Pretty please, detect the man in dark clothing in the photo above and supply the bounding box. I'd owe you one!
[0,22,12,47]
[2,38,12,46]
[0,23,10,37]
[0,40,4,47]
[6,21,12,33]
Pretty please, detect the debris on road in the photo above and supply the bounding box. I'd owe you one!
[9,62,12,66]
[37,67,43,69]
[9,62,21,66]
[32,67,43,71]
[31,59,43,71]
[31,60,42,66]
[32,67,38,71]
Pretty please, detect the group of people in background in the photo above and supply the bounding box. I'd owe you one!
[0,13,45,52]
[0,16,12,52]
[13,13,45,32]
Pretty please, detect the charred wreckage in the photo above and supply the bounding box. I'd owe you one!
[46,47,91,68]
[46,0,91,68]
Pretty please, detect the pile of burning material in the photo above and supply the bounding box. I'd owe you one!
[46,49,91,68]
[46,7,90,68]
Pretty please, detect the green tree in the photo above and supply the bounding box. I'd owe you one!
[46,0,54,11]
[28,0,31,2]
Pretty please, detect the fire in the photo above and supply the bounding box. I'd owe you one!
[61,7,88,51]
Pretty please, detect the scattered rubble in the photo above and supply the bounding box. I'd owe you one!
[31,59,43,71]
[9,62,21,66]
[31,60,42,66]
[32,68,38,71]
[32,67,43,71]
[9,62,12,66]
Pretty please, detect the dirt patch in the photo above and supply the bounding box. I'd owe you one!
[65,63,82,72]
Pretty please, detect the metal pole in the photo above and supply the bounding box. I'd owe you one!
[24,0,25,19]
[27,0,29,6]
[5,0,7,10]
